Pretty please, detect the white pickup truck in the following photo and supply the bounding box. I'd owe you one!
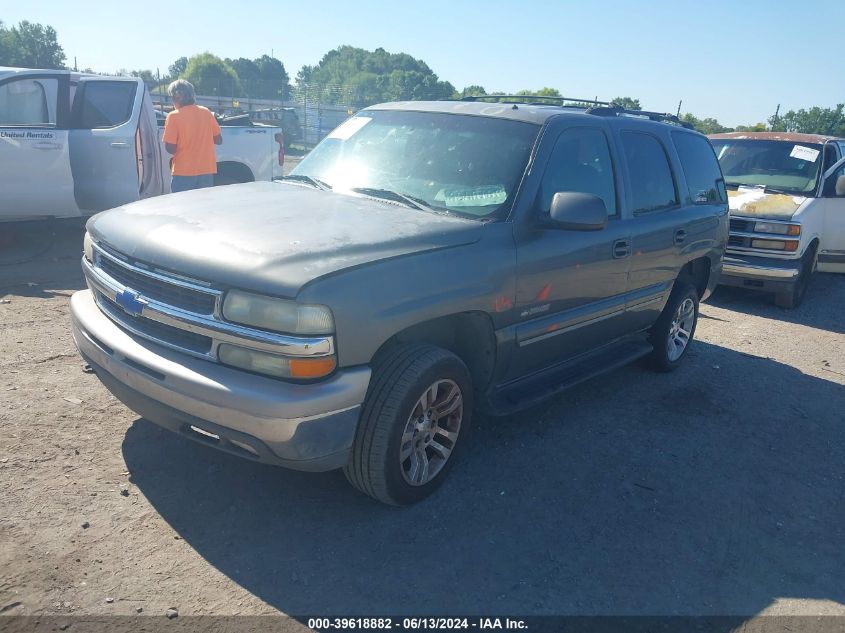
[0,67,285,221]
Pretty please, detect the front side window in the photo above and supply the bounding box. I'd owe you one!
[290,110,540,219]
[0,78,54,126]
[72,81,137,129]
[621,131,678,213]
[710,139,823,196]
[672,132,727,204]
[536,127,617,216]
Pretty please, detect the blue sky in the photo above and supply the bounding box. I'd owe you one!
[5,0,844,126]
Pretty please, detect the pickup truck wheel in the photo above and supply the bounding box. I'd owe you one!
[344,344,472,506]
[647,282,699,372]
[774,247,816,309]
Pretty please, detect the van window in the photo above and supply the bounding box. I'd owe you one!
[621,132,678,213]
[672,132,727,204]
[73,81,137,129]
[0,78,54,125]
[537,127,617,216]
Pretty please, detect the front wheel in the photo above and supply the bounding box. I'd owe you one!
[344,344,472,506]
[774,247,816,309]
[647,282,699,372]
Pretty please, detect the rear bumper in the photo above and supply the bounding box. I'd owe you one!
[719,254,800,293]
[70,289,370,471]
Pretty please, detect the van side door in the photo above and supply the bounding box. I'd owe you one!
[817,142,845,272]
[69,76,144,212]
[0,71,79,220]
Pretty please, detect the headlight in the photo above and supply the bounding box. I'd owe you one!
[218,344,337,379]
[751,239,799,252]
[222,290,334,334]
[83,232,93,262]
[754,222,800,236]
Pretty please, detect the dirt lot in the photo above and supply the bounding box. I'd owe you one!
[1,217,844,623]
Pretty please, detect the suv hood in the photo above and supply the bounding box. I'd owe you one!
[87,181,483,297]
[727,187,808,220]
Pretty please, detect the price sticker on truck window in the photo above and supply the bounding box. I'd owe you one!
[789,145,820,162]
[327,117,371,140]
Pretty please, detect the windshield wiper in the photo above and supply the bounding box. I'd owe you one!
[278,174,332,190]
[725,182,804,196]
[351,187,432,211]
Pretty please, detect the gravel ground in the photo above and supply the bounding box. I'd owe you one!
[1,215,843,623]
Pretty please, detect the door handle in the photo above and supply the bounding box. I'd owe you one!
[674,229,687,245]
[613,239,631,259]
[110,142,130,148]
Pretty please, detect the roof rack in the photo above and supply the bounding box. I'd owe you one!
[460,94,612,108]
[587,105,694,129]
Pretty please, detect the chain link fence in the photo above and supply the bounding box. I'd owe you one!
[147,79,355,148]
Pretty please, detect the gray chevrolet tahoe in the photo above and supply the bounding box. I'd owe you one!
[71,97,728,505]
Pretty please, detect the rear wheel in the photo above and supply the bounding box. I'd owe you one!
[774,246,816,309]
[344,344,472,506]
[647,282,699,372]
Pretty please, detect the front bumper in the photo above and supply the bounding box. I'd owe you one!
[70,290,370,471]
[719,253,801,293]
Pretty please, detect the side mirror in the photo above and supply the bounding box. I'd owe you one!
[836,175,845,197]
[546,192,608,231]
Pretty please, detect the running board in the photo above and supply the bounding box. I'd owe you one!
[485,338,653,416]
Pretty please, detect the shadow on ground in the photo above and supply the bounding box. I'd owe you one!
[0,219,86,294]
[122,341,845,618]
[707,274,845,335]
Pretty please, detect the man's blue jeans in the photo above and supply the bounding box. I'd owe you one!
[171,174,214,193]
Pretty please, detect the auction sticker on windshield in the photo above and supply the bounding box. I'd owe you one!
[789,145,820,162]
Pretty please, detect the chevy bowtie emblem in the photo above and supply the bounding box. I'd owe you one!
[115,288,147,317]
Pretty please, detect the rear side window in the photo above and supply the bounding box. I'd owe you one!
[0,78,54,126]
[621,132,678,213]
[673,132,727,204]
[73,81,136,129]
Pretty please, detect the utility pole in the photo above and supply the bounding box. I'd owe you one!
[677,100,682,117]
[74,56,78,72]
[772,104,780,129]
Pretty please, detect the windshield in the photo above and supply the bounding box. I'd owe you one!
[290,110,540,218]
[711,139,822,195]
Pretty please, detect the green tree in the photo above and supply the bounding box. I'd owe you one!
[226,57,260,96]
[770,104,845,136]
[734,122,768,132]
[183,53,241,96]
[168,56,188,79]
[516,87,561,97]
[680,113,732,134]
[254,54,292,100]
[297,45,454,107]
[460,85,487,98]
[611,96,641,110]
[0,20,65,69]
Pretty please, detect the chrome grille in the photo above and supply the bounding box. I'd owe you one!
[96,251,217,315]
[98,292,213,355]
[83,241,335,364]
[730,218,753,233]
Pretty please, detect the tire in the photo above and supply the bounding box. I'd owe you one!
[344,344,473,506]
[774,247,816,309]
[647,281,699,372]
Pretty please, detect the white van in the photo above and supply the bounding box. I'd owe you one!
[709,132,845,307]
[0,67,285,221]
